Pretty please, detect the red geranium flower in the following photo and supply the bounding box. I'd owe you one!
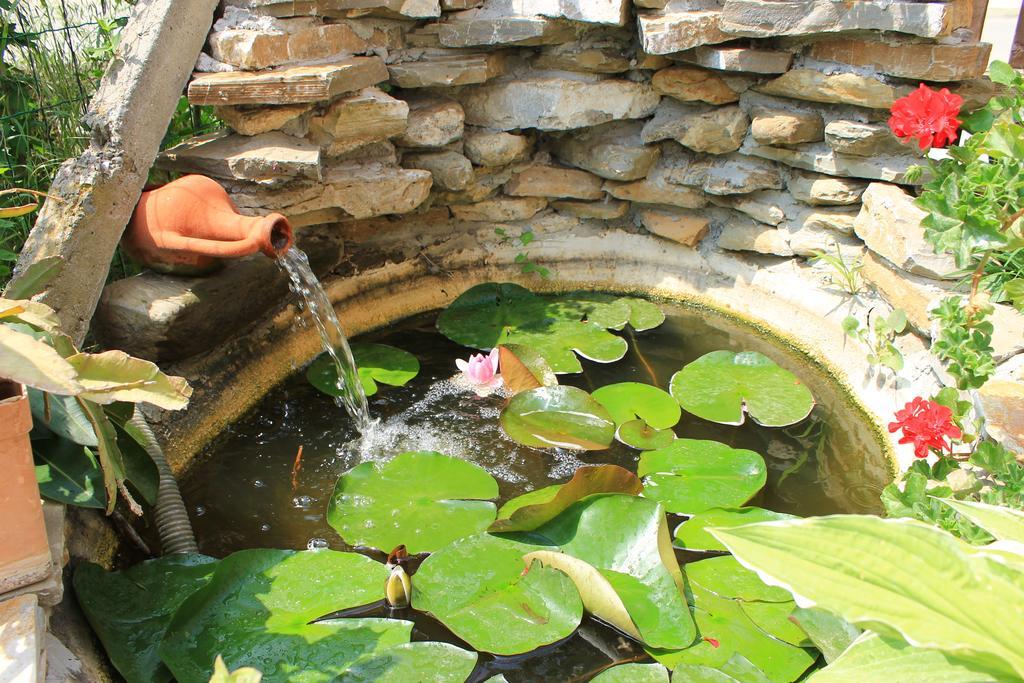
[888,84,963,151]
[888,397,962,459]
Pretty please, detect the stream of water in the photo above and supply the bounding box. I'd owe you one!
[279,247,372,431]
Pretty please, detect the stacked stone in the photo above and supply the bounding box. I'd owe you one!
[113,0,1020,361]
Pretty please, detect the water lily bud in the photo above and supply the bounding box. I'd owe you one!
[385,565,411,608]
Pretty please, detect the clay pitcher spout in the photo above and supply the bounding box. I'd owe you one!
[123,174,294,275]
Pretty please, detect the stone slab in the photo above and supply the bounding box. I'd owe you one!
[223,0,441,19]
[438,7,575,47]
[788,171,867,206]
[0,503,66,609]
[393,96,465,148]
[402,150,474,191]
[551,198,630,219]
[463,127,531,167]
[750,109,824,146]
[978,379,1024,455]
[642,100,749,154]
[550,120,661,181]
[740,139,918,184]
[0,594,44,683]
[604,173,708,209]
[157,130,321,182]
[674,44,793,74]
[505,165,605,200]
[450,196,548,221]
[808,37,992,82]
[824,120,910,158]
[459,75,661,132]
[387,51,507,88]
[187,57,389,105]
[666,151,785,196]
[215,103,312,136]
[637,4,732,55]
[755,69,911,110]
[652,65,754,105]
[97,228,345,362]
[719,0,972,39]
[854,182,957,279]
[533,42,631,73]
[718,216,794,256]
[637,206,710,247]
[307,87,409,152]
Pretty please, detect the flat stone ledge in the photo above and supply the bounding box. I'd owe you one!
[0,594,45,683]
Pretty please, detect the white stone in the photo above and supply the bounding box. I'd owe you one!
[157,130,321,182]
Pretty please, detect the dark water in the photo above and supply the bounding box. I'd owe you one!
[171,301,892,681]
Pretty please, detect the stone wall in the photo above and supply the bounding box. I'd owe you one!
[96,0,1024,463]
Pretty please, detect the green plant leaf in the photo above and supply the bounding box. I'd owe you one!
[74,554,218,683]
[523,494,695,650]
[711,515,1024,677]
[28,388,97,446]
[4,255,63,300]
[989,61,1018,87]
[77,397,126,514]
[673,507,797,552]
[436,283,631,373]
[590,662,670,682]
[412,533,583,655]
[790,607,860,664]
[307,343,419,398]
[160,549,404,683]
[327,451,498,554]
[592,382,681,450]
[638,439,767,515]
[938,498,1024,543]
[0,324,81,394]
[67,350,192,410]
[334,642,478,682]
[33,436,105,508]
[669,351,815,427]
[808,631,1018,682]
[500,385,615,450]
[491,464,642,533]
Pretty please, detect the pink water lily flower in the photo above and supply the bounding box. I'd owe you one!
[456,348,502,396]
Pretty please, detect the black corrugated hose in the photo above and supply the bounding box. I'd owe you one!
[129,411,198,554]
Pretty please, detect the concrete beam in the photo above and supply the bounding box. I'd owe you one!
[5,0,219,346]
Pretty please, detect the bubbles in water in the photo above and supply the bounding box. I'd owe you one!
[194,505,206,517]
[307,538,329,551]
[254,479,266,488]
[292,495,315,509]
[260,523,271,532]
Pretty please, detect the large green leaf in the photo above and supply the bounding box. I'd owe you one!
[638,439,767,515]
[412,532,583,655]
[592,382,680,450]
[497,344,558,395]
[74,554,218,683]
[590,662,670,682]
[28,389,97,446]
[670,655,773,683]
[491,464,642,533]
[808,631,1017,682]
[653,582,816,682]
[33,436,105,508]
[524,494,695,650]
[938,498,1024,543]
[436,283,633,373]
[67,350,192,410]
[160,549,404,683]
[0,324,81,394]
[327,451,498,554]
[669,351,814,427]
[500,385,615,450]
[307,343,419,398]
[712,515,1024,677]
[674,507,796,552]
[334,642,478,682]
[789,607,860,664]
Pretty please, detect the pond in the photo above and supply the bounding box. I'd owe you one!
[155,294,892,681]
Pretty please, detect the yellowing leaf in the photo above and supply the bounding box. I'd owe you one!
[0,325,82,394]
[67,351,192,410]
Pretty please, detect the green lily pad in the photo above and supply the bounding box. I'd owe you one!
[327,451,498,554]
[670,655,772,683]
[669,351,814,427]
[436,283,632,373]
[638,439,767,515]
[674,507,798,552]
[160,549,405,683]
[498,344,558,395]
[34,436,105,509]
[591,662,670,682]
[592,382,681,450]
[491,464,643,533]
[524,494,695,650]
[334,642,478,682]
[500,385,615,450]
[412,533,583,655]
[307,343,419,398]
[650,582,816,683]
[73,554,218,683]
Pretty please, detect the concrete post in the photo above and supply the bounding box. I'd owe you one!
[5,0,219,346]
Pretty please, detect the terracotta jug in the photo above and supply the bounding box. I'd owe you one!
[123,174,294,275]
[0,383,51,594]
